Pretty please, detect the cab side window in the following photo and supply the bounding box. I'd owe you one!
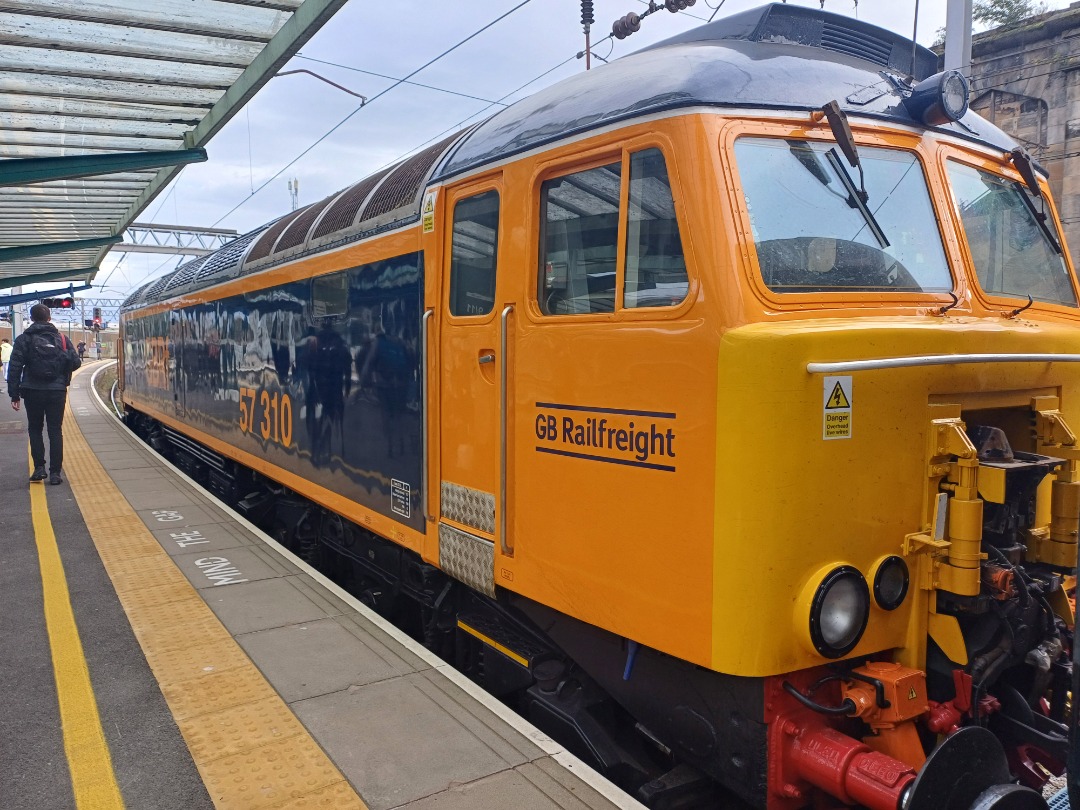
[449,190,500,317]
[539,162,622,315]
[624,148,687,308]
[538,149,686,315]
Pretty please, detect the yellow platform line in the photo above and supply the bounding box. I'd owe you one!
[29,449,126,809]
[61,386,367,810]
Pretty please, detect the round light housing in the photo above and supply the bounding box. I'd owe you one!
[809,566,870,658]
[872,556,909,611]
[903,70,970,126]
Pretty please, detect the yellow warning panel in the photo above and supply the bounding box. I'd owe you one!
[822,375,853,440]
[422,189,438,233]
[63,392,368,810]
[826,381,850,409]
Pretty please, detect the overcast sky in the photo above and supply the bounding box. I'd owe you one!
[89,0,1074,299]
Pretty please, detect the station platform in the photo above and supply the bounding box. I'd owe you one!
[0,362,640,810]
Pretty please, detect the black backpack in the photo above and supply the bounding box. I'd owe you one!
[27,332,69,382]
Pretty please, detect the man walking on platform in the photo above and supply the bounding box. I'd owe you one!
[8,304,81,485]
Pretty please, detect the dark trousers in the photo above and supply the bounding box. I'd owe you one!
[23,388,67,472]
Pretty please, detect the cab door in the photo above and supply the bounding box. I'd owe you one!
[437,181,504,595]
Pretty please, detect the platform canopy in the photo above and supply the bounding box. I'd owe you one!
[0,0,349,290]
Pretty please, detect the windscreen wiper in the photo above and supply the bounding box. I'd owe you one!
[787,140,832,186]
[1010,148,1061,254]
[825,148,890,249]
[820,100,889,249]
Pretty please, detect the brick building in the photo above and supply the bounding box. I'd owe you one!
[968,3,1080,264]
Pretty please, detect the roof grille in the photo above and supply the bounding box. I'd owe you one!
[820,22,892,66]
[246,210,305,264]
[143,274,172,301]
[195,227,266,282]
[122,280,155,309]
[362,133,459,221]
[273,193,336,254]
[163,256,208,292]
[312,167,393,240]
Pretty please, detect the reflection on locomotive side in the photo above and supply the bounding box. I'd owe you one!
[146,336,169,391]
[129,252,424,531]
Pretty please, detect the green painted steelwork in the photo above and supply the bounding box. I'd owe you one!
[0,236,121,263]
[0,268,98,290]
[0,149,207,188]
[0,283,93,305]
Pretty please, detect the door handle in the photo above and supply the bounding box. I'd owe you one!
[479,353,495,364]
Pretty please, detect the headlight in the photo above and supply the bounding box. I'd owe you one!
[809,566,870,658]
[872,555,909,611]
[903,69,970,126]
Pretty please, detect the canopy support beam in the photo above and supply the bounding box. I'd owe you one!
[0,270,97,291]
[0,149,207,188]
[0,236,120,263]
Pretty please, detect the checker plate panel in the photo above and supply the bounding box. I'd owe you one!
[439,523,495,597]
[440,480,495,534]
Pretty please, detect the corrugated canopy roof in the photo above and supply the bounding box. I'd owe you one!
[0,0,349,290]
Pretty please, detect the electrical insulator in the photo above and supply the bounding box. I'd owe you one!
[581,0,594,30]
[612,12,641,39]
[666,0,695,10]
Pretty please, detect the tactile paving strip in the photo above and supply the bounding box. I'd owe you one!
[63,393,367,810]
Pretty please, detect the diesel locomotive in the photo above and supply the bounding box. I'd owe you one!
[118,5,1080,808]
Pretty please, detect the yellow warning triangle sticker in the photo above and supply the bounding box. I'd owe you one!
[826,381,850,409]
[424,197,434,213]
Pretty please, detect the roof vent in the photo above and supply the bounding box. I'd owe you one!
[819,22,892,66]
[656,3,937,80]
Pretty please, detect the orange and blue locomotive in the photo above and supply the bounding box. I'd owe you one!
[120,5,1080,808]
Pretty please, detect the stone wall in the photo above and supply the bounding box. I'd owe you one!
[969,3,1080,265]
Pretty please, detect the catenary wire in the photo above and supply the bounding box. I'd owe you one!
[708,0,728,23]
[369,50,586,175]
[209,0,536,228]
[294,55,511,107]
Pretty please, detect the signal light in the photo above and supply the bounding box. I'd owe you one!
[41,296,74,309]
[612,12,640,39]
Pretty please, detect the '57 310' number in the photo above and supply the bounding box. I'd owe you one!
[239,386,293,448]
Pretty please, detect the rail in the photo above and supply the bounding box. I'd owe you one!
[500,305,514,556]
[807,353,1080,374]
[421,309,434,523]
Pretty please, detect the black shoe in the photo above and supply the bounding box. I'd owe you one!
[49,472,63,486]
[29,466,47,482]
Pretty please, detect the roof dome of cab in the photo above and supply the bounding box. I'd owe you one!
[433,3,1015,182]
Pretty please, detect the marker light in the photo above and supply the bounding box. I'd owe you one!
[810,566,870,658]
[871,555,909,611]
[903,70,970,126]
